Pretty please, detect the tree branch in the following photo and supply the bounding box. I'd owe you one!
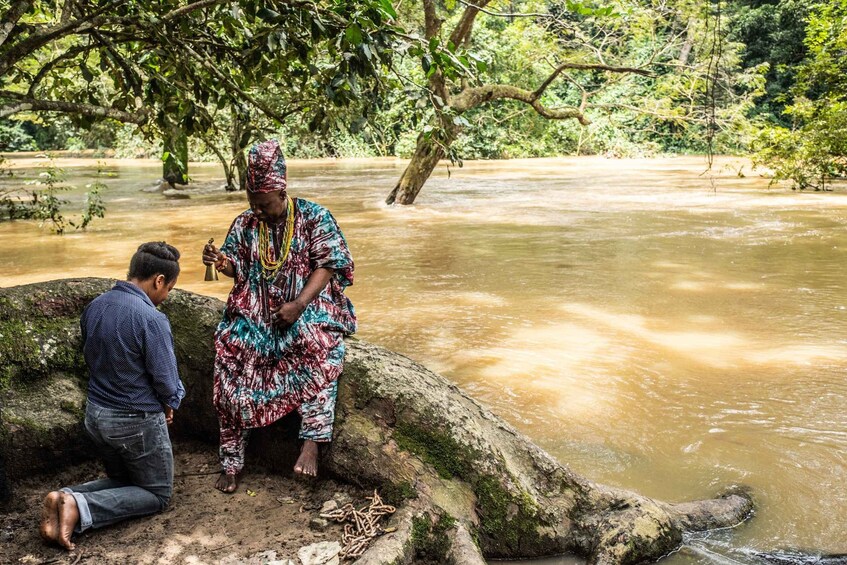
[422,0,441,39]
[532,62,652,101]
[89,30,143,104]
[450,84,591,124]
[179,43,300,123]
[0,1,34,48]
[0,0,126,77]
[455,0,548,20]
[449,0,493,46]
[161,0,224,22]
[0,91,149,124]
[26,45,94,97]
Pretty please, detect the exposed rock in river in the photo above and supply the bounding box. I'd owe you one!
[0,278,755,564]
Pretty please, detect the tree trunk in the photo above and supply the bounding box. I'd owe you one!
[230,107,250,192]
[385,133,445,205]
[0,278,755,564]
[162,128,189,187]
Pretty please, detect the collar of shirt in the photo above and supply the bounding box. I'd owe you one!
[113,280,155,309]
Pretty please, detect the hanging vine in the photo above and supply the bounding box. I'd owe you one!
[703,0,723,189]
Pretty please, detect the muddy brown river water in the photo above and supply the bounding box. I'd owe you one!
[1,155,845,563]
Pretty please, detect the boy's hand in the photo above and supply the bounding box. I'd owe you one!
[165,406,174,425]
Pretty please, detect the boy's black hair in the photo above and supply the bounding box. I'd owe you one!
[127,242,181,284]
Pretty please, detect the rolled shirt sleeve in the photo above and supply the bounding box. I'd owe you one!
[143,314,185,410]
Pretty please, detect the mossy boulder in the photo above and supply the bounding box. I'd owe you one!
[0,278,755,564]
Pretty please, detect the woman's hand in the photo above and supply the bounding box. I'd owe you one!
[271,300,306,328]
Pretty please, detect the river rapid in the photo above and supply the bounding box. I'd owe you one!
[1,155,845,563]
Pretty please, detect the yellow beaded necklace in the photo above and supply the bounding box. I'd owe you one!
[258,195,294,279]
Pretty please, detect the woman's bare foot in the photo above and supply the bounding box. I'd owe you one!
[215,472,240,493]
[39,491,61,543]
[293,440,319,477]
[57,492,79,550]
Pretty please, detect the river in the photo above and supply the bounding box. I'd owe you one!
[1,155,845,563]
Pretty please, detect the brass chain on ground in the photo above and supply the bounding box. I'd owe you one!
[320,490,396,559]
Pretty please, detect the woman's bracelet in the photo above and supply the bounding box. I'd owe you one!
[215,257,229,272]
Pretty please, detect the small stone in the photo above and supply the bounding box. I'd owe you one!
[309,517,329,531]
[298,541,341,565]
[331,492,352,506]
[1,529,13,543]
[319,499,338,514]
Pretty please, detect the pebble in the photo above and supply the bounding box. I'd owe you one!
[319,499,338,514]
[297,541,341,565]
[309,517,329,531]
[331,492,351,506]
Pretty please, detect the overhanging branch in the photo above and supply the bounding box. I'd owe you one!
[450,84,591,125]
[531,62,652,102]
[0,1,124,77]
[449,0,493,46]
[0,1,34,48]
[26,44,95,96]
[0,91,149,124]
[161,0,224,22]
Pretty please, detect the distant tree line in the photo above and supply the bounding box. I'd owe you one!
[0,0,844,207]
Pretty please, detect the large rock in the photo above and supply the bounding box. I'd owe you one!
[0,278,755,564]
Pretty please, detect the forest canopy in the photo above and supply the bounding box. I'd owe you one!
[0,0,844,197]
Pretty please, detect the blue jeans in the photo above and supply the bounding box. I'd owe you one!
[61,402,174,533]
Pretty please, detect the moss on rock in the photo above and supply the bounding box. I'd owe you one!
[394,422,472,480]
[474,475,544,556]
[411,513,456,563]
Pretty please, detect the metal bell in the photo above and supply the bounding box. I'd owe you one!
[204,238,219,281]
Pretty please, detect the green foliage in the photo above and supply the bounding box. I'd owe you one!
[0,0,842,179]
[754,0,847,190]
[754,104,847,190]
[0,0,399,171]
[0,120,37,151]
[728,0,809,122]
[0,155,108,233]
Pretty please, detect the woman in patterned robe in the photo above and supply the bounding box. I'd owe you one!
[202,139,356,493]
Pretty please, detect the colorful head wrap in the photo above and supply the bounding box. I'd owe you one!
[246,139,287,194]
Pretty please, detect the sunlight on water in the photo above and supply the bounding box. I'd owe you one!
[1,155,846,560]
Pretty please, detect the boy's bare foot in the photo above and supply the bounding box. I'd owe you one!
[293,440,319,477]
[39,491,61,543]
[57,492,79,550]
[215,472,240,493]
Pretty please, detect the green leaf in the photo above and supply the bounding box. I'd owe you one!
[452,115,470,127]
[257,8,280,23]
[80,64,93,83]
[345,24,363,45]
[376,0,397,19]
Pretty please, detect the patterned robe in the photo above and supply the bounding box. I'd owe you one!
[213,198,356,431]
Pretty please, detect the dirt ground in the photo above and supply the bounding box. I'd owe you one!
[0,440,370,565]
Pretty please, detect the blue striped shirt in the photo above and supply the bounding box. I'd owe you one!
[82,281,185,412]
